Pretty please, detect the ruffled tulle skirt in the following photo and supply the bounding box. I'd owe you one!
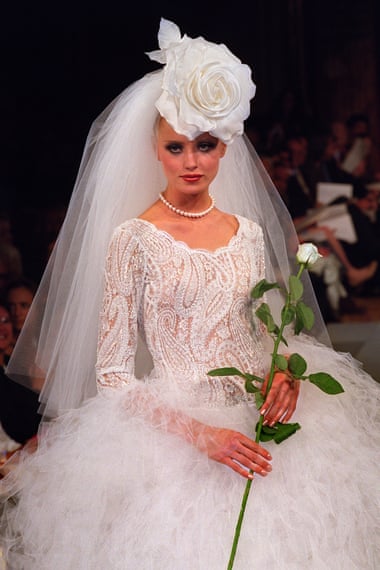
[1,340,379,569]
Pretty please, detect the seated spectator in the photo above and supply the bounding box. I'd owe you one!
[0,302,21,456]
[0,242,23,298]
[285,134,316,219]
[318,114,376,189]
[336,187,380,295]
[5,277,37,353]
[330,120,349,164]
[344,113,373,181]
[309,127,356,187]
[0,301,41,447]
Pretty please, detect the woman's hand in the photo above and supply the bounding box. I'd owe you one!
[194,425,272,480]
[142,403,271,480]
[260,371,300,426]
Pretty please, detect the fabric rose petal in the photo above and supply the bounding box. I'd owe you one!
[147,18,256,144]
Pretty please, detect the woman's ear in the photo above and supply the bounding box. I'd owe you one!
[153,114,161,161]
[151,135,160,161]
[219,142,227,158]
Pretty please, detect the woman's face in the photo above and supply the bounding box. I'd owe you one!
[156,118,226,195]
[7,286,34,332]
[0,305,13,352]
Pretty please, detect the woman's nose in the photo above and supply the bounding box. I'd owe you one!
[183,149,197,169]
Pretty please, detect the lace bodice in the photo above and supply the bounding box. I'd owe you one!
[96,216,267,406]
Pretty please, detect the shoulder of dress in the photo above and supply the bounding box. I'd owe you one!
[113,217,141,232]
[105,220,147,259]
[110,218,149,241]
[105,220,149,275]
[237,215,263,237]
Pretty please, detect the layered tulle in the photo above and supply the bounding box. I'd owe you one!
[1,338,379,569]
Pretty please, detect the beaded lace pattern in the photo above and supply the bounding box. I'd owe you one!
[96,216,266,406]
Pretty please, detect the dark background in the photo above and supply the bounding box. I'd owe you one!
[1,0,379,281]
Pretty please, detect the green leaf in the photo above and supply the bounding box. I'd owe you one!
[295,302,315,334]
[256,303,278,333]
[254,423,276,442]
[244,372,265,383]
[258,432,275,442]
[207,367,245,378]
[300,303,315,329]
[207,368,264,386]
[255,392,265,409]
[289,275,303,301]
[308,373,344,394]
[260,426,277,441]
[255,421,301,443]
[294,314,303,335]
[274,354,288,371]
[272,324,281,336]
[251,279,280,299]
[279,334,288,347]
[245,379,261,393]
[281,305,296,326]
[288,353,307,377]
[273,422,301,444]
[261,425,277,435]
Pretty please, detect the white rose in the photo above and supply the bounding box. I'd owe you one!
[147,18,256,144]
[296,243,323,266]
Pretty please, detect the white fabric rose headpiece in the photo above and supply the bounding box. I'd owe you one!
[147,18,256,144]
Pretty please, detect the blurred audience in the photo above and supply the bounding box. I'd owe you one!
[263,113,379,322]
[281,134,376,280]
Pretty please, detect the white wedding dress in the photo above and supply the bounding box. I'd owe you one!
[1,217,379,569]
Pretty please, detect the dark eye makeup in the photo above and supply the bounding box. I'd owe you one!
[165,138,218,154]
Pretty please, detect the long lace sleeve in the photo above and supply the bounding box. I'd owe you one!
[95,222,202,440]
[96,223,145,393]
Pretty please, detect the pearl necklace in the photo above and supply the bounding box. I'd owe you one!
[158,192,215,218]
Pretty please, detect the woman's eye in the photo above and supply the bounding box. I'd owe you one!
[166,143,183,154]
[198,141,217,152]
